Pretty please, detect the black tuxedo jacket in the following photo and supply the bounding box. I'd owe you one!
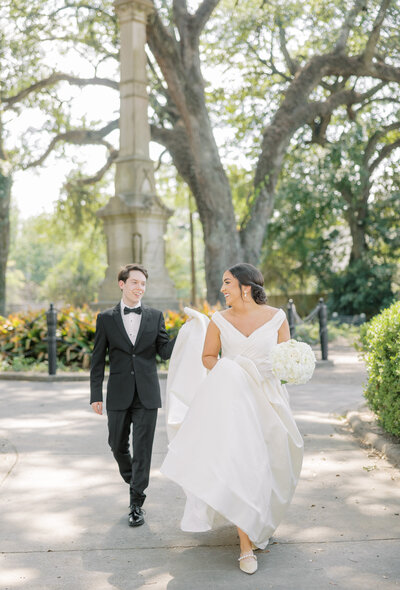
[90,303,176,410]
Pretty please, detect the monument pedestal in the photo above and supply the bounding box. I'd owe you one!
[97,195,177,310]
[96,0,177,310]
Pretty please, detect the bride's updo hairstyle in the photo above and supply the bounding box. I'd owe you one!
[228,263,267,305]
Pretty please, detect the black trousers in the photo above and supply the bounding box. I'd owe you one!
[107,391,158,507]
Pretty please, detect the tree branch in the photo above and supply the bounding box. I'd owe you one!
[309,81,389,122]
[24,119,119,169]
[245,40,292,82]
[277,20,299,76]
[369,138,400,174]
[364,121,400,170]
[76,151,118,185]
[173,0,188,41]
[362,0,391,63]
[45,2,115,21]
[147,12,192,123]
[334,0,367,53]
[192,0,220,37]
[150,123,203,204]
[354,95,400,113]
[3,73,118,108]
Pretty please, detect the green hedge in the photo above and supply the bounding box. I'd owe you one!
[358,301,400,437]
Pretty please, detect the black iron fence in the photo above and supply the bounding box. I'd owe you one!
[44,304,95,375]
[4,300,338,374]
[45,303,58,375]
[287,298,329,361]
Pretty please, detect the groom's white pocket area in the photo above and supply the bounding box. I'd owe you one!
[165,307,209,442]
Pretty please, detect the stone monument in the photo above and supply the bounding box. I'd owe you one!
[97,0,177,309]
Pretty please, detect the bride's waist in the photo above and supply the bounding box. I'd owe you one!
[256,360,274,379]
[223,355,274,379]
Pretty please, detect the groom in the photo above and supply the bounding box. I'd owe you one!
[90,263,176,527]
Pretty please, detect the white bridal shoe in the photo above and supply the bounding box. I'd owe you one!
[238,551,258,574]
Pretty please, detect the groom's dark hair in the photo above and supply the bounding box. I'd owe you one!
[118,263,149,282]
[228,262,267,305]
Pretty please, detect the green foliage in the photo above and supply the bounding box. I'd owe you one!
[262,117,400,302]
[358,301,400,437]
[56,170,110,229]
[0,306,98,370]
[261,144,344,294]
[327,258,396,318]
[2,0,400,311]
[293,321,360,346]
[41,243,106,307]
[157,166,206,301]
[8,206,107,307]
[0,302,220,371]
[10,213,65,286]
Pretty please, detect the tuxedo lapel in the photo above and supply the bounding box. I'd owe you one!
[112,303,133,349]
[133,305,150,348]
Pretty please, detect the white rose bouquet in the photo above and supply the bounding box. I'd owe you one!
[270,339,316,385]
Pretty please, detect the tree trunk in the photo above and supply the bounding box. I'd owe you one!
[188,107,242,301]
[340,184,369,263]
[346,208,368,262]
[0,170,11,316]
[147,1,395,300]
[148,13,242,303]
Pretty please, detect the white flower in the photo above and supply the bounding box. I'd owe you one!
[271,339,316,384]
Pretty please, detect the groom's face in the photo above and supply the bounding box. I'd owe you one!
[119,270,147,306]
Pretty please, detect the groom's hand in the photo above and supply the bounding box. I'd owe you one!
[91,401,103,415]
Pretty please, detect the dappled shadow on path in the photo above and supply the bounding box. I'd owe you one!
[1,364,399,589]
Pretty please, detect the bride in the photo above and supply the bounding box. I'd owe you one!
[161,263,304,575]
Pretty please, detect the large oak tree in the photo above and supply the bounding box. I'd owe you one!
[1,0,399,310]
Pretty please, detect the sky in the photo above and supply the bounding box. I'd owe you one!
[14,161,73,218]
[8,18,245,220]
[12,141,167,219]
[8,31,120,219]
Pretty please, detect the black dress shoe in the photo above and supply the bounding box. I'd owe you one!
[129,505,145,527]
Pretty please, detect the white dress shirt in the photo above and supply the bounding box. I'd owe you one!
[121,300,142,346]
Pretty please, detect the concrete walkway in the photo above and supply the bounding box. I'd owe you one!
[0,349,399,590]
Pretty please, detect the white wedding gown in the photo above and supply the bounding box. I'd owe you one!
[160,307,304,549]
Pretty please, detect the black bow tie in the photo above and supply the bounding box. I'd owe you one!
[124,306,142,315]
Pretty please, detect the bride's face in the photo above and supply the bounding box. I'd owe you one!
[221,271,242,305]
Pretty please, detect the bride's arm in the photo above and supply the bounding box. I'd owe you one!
[278,318,290,343]
[202,320,221,370]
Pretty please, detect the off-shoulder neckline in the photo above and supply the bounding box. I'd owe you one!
[215,308,284,339]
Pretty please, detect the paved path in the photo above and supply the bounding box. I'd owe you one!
[0,349,399,590]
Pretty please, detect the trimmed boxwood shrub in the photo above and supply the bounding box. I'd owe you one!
[358,300,400,437]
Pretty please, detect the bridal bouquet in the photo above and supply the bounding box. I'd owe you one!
[271,339,316,384]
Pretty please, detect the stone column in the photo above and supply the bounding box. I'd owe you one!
[97,0,177,310]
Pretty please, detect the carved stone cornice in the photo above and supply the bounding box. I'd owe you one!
[114,0,154,23]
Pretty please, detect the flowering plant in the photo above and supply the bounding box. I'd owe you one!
[270,339,316,384]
